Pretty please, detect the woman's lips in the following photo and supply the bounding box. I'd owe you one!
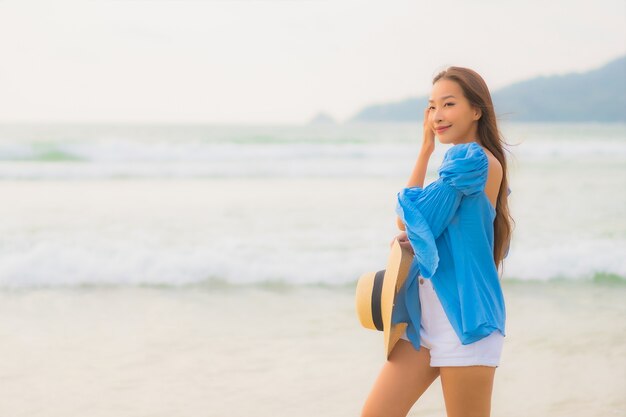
[436,126,450,133]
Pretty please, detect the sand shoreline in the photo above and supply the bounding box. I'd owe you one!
[0,281,624,416]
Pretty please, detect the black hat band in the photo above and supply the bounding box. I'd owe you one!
[371,270,385,331]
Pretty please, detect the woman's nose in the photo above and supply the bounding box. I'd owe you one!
[432,108,443,122]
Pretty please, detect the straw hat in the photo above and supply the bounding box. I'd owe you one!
[355,238,413,359]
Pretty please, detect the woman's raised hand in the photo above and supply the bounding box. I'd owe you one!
[422,107,436,155]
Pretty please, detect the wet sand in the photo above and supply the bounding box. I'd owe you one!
[0,280,624,416]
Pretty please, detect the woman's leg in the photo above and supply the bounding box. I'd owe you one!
[439,366,496,417]
[361,339,440,417]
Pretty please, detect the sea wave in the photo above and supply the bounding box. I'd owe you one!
[0,239,624,289]
[0,137,625,179]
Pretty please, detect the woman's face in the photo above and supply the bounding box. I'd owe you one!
[428,79,481,145]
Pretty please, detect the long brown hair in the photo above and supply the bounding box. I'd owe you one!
[432,66,515,276]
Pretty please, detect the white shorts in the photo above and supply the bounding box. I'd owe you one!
[400,275,504,368]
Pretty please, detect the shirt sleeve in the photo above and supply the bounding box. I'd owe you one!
[395,142,489,278]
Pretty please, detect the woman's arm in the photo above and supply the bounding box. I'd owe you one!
[395,141,489,278]
[396,150,433,230]
[406,150,432,188]
[396,108,436,231]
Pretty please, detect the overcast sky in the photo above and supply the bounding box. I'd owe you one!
[0,0,624,124]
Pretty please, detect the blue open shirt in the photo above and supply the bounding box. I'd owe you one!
[392,141,509,349]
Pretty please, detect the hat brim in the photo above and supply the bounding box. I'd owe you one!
[382,239,414,359]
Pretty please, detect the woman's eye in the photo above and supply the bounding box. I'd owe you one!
[429,103,454,109]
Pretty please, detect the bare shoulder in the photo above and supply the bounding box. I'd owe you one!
[479,146,502,208]
[480,146,502,175]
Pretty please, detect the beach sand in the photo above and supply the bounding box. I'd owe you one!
[0,280,624,417]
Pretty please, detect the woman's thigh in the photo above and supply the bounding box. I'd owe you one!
[361,339,440,417]
[439,366,496,417]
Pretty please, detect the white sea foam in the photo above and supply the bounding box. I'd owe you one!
[0,234,624,288]
[0,122,624,287]
[0,122,623,179]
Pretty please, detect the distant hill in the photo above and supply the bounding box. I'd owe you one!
[350,55,626,123]
[308,112,337,125]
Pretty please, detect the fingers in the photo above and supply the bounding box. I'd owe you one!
[399,241,415,254]
[390,231,409,247]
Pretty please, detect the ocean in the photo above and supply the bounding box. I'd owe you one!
[0,122,624,416]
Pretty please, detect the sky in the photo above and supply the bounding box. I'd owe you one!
[0,0,624,124]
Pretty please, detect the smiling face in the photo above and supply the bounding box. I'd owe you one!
[428,79,482,145]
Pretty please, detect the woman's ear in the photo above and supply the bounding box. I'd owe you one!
[473,106,482,121]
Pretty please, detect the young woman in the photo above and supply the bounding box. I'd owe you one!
[361,67,514,417]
